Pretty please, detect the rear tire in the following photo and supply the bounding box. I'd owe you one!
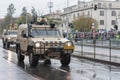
[60,54,71,66]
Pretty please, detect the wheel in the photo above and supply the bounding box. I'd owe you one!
[16,44,19,53]
[2,39,6,48]
[6,42,10,48]
[3,41,6,48]
[29,49,39,67]
[44,59,51,65]
[60,54,71,66]
[17,46,25,61]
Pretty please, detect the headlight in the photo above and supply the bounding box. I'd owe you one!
[64,41,73,46]
[35,42,40,48]
[66,42,72,46]
[34,42,44,48]
[64,41,74,49]
[8,37,11,40]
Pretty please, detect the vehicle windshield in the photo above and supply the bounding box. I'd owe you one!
[7,31,17,35]
[31,28,61,37]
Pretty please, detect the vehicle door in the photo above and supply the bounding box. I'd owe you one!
[20,30,28,51]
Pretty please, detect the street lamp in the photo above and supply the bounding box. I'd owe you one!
[92,23,96,44]
[48,0,53,14]
[67,0,69,7]
[92,22,96,58]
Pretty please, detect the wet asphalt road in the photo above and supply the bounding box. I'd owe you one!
[1,42,120,80]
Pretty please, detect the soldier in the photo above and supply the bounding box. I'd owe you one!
[39,16,47,25]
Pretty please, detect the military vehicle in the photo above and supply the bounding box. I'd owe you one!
[2,29,18,48]
[16,17,74,67]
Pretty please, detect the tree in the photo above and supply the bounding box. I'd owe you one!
[0,19,5,33]
[7,3,16,16]
[7,3,16,23]
[21,7,27,24]
[16,7,32,24]
[21,7,27,16]
[16,13,32,24]
[2,15,12,29]
[31,7,37,23]
[72,16,98,32]
[7,3,16,17]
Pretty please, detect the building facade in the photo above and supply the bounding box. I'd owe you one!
[43,10,62,30]
[61,0,120,32]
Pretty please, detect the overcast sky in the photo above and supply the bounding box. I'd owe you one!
[0,0,114,18]
[0,0,90,18]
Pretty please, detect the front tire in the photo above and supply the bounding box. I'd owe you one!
[16,45,25,61]
[60,54,71,66]
[44,59,51,65]
[2,39,6,48]
[6,42,10,49]
[29,49,39,67]
[2,41,6,48]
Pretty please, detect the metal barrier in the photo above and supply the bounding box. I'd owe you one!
[74,38,120,64]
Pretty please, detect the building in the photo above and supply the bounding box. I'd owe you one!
[43,10,62,30]
[61,0,120,32]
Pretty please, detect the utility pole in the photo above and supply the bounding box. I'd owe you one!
[48,0,53,14]
[25,7,27,24]
[66,0,69,38]
[67,0,69,7]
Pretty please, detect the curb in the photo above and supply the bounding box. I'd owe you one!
[72,54,120,66]
[75,43,120,50]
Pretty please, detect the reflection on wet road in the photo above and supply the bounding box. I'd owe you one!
[1,45,120,80]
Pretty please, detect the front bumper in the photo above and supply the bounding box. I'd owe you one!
[7,39,16,44]
[32,41,74,58]
[33,46,74,58]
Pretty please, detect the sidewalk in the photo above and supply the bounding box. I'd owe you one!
[0,51,42,80]
[73,43,120,66]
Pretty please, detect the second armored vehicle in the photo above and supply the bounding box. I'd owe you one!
[2,29,18,48]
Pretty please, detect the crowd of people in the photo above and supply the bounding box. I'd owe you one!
[63,30,120,42]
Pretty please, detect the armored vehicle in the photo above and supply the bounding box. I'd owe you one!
[16,23,74,67]
[2,29,18,48]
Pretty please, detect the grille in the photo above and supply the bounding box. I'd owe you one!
[45,41,63,47]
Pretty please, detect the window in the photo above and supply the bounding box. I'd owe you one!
[100,11,104,16]
[21,30,26,37]
[109,3,112,8]
[82,12,85,16]
[77,13,79,18]
[111,20,116,25]
[31,29,61,37]
[88,11,90,16]
[111,11,116,16]
[8,31,17,35]
[98,3,102,7]
[100,20,104,25]
[73,14,76,19]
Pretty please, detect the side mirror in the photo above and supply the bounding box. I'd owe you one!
[4,33,8,35]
